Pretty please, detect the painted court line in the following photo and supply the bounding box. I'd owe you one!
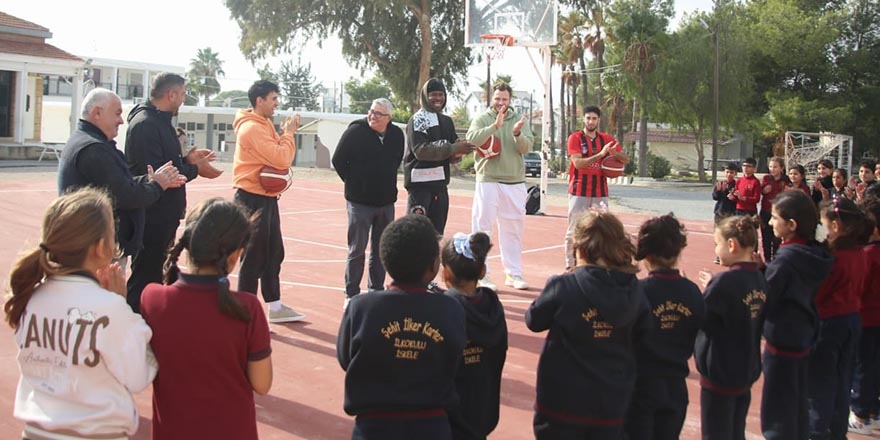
[281,208,346,215]
[283,237,348,250]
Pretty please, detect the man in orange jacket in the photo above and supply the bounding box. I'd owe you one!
[232,80,305,323]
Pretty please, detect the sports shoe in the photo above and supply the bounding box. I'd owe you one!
[849,411,875,435]
[268,304,306,323]
[427,281,446,294]
[478,276,497,291]
[505,274,529,290]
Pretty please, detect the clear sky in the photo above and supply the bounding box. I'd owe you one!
[3,0,709,107]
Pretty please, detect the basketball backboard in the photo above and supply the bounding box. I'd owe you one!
[465,0,558,47]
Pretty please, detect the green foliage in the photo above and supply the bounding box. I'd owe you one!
[186,47,225,106]
[345,76,392,115]
[270,58,323,111]
[224,0,472,112]
[648,151,672,179]
[458,153,475,173]
[451,105,470,131]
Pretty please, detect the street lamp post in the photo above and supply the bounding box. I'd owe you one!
[711,25,719,182]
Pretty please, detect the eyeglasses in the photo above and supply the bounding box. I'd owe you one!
[368,109,390,118]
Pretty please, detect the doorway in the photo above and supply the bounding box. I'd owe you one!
[0,71,14,138]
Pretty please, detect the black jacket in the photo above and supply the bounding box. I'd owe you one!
[404,82,459,192]
[763,241,833,351]
[58,120,163,255]
[812,175,833,206]
[712,180,737,216]
[636,269,706,379]
[445,287,508,440]
[336,285,467,416]
[526,266,651,425]
[332,119,404,207]
[694,262,767,392]
[124,103,198,223]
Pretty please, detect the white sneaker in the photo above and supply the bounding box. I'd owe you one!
[849,411,874,435]
[505,274,529,290]
[478,276,497,291]
[268,304,306,323]
[343,296,351,311]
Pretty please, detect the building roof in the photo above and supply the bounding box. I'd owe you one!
[624,128,703,144]
[0,38,82,62]
[0,11,49,34]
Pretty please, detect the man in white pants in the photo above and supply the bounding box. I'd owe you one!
[467,82,533,290]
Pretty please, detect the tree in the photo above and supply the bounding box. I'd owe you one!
[275,59,323,111]
[186,47,225,106]
[609,0,672,177]
[209,89,250,107]
[345,76,392,115]
[225,0,472,112]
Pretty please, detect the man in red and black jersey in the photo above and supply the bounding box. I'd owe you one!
[563,106,629,270]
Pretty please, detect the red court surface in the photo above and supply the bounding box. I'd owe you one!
[0,168,868,440]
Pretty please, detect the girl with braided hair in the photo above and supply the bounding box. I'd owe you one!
[140,198,273,440]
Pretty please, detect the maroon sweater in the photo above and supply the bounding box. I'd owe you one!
[816,247,867,319]
[861,242,880,327]
[735,175,761,213]
[760,174,790,212]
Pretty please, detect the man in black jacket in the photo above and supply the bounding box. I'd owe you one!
[58,88,184,260]
[125,73,220,312]
[332,98,404,307]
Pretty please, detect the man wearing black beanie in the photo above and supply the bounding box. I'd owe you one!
[405,78,475,236]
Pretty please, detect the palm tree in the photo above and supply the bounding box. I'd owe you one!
[187,48,225,106]
[581,1,611,128]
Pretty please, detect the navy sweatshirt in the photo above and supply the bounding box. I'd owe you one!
[694,262,768,392]
[337,285,467,417]
[712,180,737,217]
[526,266,651,425]
[763,239,833,352]
[636,269,706,379]
[445,287,508,440]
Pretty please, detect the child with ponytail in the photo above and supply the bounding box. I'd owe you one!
[760,190,832,440]
[441,232,508,440]
[6,188,157,440]
[695,215,767,440]
[140,198,273,440]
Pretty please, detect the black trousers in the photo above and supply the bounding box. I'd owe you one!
[761,347,810,440]
[625,376,688,440]
[352,414,452,440]
[533,413,623,440]
[760,210,781,262]
[700,387,751,440]
[407,188,450,235]
[808,313,860,440]
[126,218,179,313]
[852,326,880,419]
[235,189,283,303]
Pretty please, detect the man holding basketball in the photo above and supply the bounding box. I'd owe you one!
[564,105,629,270]
[467,82,533,290]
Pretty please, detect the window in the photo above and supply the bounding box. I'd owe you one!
[186,122,196,131]
[196,123,205,131]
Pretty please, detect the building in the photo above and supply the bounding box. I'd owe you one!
[0,11,83,158]
[463,89,539,120]
[623,126,752,174]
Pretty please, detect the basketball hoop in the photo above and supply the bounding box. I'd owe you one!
[480,33,516,61]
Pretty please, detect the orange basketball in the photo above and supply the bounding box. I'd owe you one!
[601,156,625,178]
[476,135,501,159]
[259,166,293,194]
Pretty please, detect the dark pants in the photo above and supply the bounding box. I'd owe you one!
[625,376,688,440]
[352,414,451,440]
[533,413,623,440]
[735,209,757,217]
[760,210,781,262]
[126,218,179,313]
[761,347,810,440]
[852,326,880,419]
[407,189,449,235]
[700,387,751,440]
[235,189,283,303]
[808,313,860,440]
[345,201,393,297]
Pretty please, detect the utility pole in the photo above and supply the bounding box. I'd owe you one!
[711,10,720,182]
[486,59,491,107]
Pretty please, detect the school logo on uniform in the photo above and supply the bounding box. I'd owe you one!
[581,307,614,338]
[743,290,767,319]
[381,317,446,361]
[652,301,694,330]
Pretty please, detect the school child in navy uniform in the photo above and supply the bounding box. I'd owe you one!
[695,215,767,440]
[526,211,651,440]
[807,197,870,440]
[850,195,880,434]
[712,162,738,224]
[760,190,832,440]
[625,214,706,440]
[441,232,508,440]
[337,214,467,440]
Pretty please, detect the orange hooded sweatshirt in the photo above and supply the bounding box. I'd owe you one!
[232,109,296,197]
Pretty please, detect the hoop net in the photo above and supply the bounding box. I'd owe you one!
[480,34,516,61]
[784,131,854,179]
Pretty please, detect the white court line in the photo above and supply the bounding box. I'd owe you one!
[284,259,347,263]
[486,244,564,260]
[281,208,346,215]
[283,237,348,250]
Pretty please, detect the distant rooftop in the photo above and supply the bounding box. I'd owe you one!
[0,10,81,62]
[0,11,49,35]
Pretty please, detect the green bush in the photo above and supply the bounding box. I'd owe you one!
[624,147,637,175]
[458,153,475,173]
[648,152,672,179]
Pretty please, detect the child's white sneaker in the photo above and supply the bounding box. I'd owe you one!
[848,411,874,435]
[478,276,497,291]
[505,274,529,290]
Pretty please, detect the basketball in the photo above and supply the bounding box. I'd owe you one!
[601,156,625,178]
[476,135,501,159]
[259,166,293,194]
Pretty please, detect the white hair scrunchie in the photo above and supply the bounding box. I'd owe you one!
[452,232,475,261]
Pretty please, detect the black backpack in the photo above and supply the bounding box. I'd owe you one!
[525,185,541,215]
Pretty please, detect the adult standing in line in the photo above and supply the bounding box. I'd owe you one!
[467,82,533,291]
[404,77,475,234]
[332,98,405,308]
[125,73,221,312]
[59,88,185,261]
[232,79,305,323]
[564,105,628,271]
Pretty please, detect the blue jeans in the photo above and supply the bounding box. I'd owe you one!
[345,201,393,297]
